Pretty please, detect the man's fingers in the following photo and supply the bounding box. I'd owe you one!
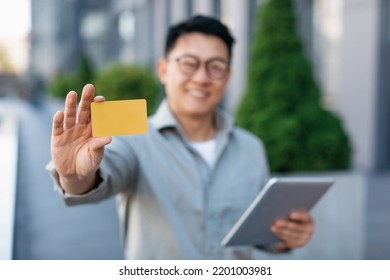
[271,213,315,248]
[289,211,314,223]
[64,91,77,129]
[77,84,95,124]
[52,111,64,136]
[272,218,313,236]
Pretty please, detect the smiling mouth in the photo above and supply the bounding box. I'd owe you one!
[188,90,208,98]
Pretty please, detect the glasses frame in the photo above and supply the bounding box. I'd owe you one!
[169,54,230,81]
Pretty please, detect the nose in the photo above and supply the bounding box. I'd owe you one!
[191,63,210,84]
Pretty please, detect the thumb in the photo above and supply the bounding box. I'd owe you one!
[90,136,112,152]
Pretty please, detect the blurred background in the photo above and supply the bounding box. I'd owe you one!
[0,0,389,260]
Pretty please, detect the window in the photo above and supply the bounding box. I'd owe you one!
[213,0,221,19]
[165,0,171,26]
[187,0,193,17]
[118,10,135,42]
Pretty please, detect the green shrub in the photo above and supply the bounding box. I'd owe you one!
[49,54,95,99]
[93,64,160,115]
[48,57,160,116]
[48,73,74,99]
[236,0,352,172]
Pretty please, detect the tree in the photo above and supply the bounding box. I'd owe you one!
[236,0,351,172]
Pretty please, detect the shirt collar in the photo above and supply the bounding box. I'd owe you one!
[149,99,177,130]
[150,99,235,136]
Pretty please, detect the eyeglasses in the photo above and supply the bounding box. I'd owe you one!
[170,54,229,80]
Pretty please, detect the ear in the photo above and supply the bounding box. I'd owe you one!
[156,58,168,85]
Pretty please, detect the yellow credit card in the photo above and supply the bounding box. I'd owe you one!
[90,99,148,137]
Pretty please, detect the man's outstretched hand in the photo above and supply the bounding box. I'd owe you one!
[51,84,112,194]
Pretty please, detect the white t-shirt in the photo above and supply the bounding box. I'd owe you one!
[188,138,217,168]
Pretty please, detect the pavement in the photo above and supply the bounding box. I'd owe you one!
[1,97,390,259]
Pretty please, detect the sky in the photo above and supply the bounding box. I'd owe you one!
[0,0,31,38]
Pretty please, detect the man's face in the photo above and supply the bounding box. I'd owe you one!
[157,32,231,119]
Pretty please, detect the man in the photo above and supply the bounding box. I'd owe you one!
[47,15,314,259]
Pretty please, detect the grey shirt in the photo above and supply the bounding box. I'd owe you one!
[46,100,270,259]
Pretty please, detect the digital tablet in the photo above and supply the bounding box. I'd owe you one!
[221,177,334,247]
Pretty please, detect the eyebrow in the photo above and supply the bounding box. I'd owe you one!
[177,53,229,63]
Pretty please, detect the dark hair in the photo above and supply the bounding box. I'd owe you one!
[164,15,235,61]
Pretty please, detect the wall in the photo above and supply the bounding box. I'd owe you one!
[338,0,381,170]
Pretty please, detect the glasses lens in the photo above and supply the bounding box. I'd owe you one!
[177,56,199,76]
[207,60,228,80]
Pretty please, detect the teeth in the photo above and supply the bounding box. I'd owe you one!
[189,91,207,98]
